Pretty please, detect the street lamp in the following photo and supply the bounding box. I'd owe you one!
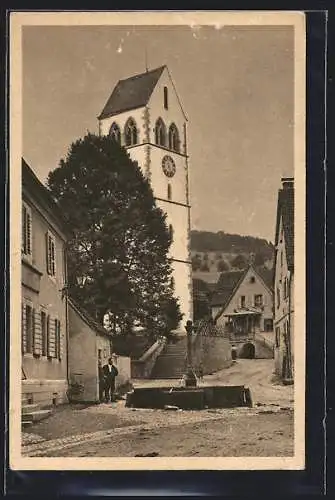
[183,320,197,388]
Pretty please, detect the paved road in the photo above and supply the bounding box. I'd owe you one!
[22,358,294,458]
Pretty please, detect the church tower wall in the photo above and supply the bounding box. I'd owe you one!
[98,66,192,329]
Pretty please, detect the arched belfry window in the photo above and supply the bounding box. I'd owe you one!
[168,123,180,152]
[155,118,166,147]
[109,122,121,143]
[124,118,138,146]
[167,183,172,200]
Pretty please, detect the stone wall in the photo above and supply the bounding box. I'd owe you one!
[190,322,232,375]
[131,337,167,378]
[114,355,131,390]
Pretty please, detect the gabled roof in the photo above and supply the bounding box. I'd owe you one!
[275,180,294,271]
[210,265,274,311]
[210,270,244,308]
[98,66,166,120]
[256,266,274,291]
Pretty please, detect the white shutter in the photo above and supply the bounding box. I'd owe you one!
[46,232,56,277]
[22,203,32,257]
[33,309,42,356]
[21,303,27,353]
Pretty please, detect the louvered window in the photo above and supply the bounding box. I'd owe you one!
[25,304,33,354]
[22,203,32,258]
[46,231,56,277]
[41,311,47,356]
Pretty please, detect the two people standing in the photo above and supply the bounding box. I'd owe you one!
[98,356,119,403]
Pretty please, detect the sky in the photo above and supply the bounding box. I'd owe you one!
[22,24,294,242]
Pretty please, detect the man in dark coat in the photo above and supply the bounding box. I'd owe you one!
[102,357,119,403]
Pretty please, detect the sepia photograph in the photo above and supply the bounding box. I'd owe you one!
[10,11,306,470]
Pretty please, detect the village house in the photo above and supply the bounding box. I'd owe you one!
[273,177,294,382]
[68,298,131,402]
[21,158,72,407]
[211,265,274,358]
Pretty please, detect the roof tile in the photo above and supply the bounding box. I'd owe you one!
[98,66,165,120]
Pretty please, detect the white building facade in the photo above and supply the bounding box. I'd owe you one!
[98,66,192,326]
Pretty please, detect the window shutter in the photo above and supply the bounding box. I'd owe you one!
[46,233,50,274]
[21,303,27,354]
[48,317,56,358]
[46,232,56,276]
[33,309,42,356]
[26,211,32,255]
[51,239,56,276]
[22,205,27,253]
[47,315,52,357]
[41,311,47,356]
[57,320,63,360]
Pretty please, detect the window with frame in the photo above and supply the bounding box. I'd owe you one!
[167,183,172,200]
[109,122,121,143]
[240,295,246,308]
[22,203,32,259]
[168,123,180,152]
[124,118,138,146]
[155,118,166,146]
[276,287,280,308]
[275,327,280,347]
[254,294,263,307]
[163,86,168,109]
[46,231,56,277]
[264,319,273,332]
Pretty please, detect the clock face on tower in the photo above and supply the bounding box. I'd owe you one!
[162,155,176,178]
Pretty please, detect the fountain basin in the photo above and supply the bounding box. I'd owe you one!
[126,385,252,410]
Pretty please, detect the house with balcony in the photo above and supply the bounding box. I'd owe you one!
[211,265,274,358]
[273,178,294,382]
[21,158,72,407]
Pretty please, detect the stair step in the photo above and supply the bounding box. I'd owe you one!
[21,403,39,414]
[22,409,53,423]
[22,420,33,427]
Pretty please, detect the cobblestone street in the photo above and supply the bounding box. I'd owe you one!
[22,359,294,458]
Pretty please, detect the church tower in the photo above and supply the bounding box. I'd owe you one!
[98,65,192,327]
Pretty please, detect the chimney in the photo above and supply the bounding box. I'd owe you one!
[281,177,294,190]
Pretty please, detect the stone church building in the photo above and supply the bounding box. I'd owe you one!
[98,65,192,325]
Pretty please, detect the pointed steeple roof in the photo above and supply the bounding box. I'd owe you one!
[98,65,166,120]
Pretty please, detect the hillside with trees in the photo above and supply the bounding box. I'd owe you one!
[191,230,274,278]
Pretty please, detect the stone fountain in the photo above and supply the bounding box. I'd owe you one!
[126,320,253,411]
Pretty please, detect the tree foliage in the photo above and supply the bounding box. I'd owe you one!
[217,259,229,272]
[47,133,182,333]
[231,254,248,270]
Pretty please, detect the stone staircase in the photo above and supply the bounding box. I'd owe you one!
[150,336,187,379]
[21,392,53,429]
